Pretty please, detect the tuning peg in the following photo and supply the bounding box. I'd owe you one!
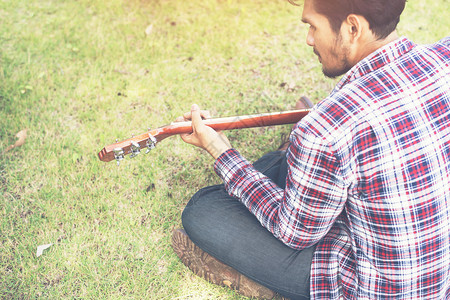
[113,147,124,166]
[145,134,157,154]
[130,141,141,158]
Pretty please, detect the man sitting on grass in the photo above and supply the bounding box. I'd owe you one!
[172,0,450,299]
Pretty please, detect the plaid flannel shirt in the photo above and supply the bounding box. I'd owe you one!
[214,37,450,299]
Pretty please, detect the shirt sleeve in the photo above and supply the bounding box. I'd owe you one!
[214,126,348,250]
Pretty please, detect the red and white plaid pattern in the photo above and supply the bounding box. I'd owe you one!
[215,37,450,299]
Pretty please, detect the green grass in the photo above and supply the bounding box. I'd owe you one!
[0,0,448,298]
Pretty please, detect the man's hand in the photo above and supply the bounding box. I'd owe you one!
[177,104,232,159]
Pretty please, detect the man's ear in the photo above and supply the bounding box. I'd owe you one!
[343,14,366,43]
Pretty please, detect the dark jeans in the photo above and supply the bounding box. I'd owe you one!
[182,151,316,300]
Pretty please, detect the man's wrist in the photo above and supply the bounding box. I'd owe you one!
[206,143,231,160]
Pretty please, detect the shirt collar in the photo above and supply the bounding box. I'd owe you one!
[333,37,416,92]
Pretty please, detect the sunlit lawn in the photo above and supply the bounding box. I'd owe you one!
[1,0,448,298]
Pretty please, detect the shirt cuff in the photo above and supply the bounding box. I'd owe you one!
[214,148,252,184]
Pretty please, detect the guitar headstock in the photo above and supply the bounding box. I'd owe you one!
[98,122,192,165]
[98,132,157,165]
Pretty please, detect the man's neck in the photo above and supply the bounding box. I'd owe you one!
[356,31,400,63]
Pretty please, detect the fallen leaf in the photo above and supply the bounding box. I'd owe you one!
[3,129,27,153]
[36,243,53,257]
[145,24,153,36]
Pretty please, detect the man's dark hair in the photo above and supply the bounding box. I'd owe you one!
[292,0,406,40]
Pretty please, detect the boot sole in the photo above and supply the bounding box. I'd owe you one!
[172,228,278,299]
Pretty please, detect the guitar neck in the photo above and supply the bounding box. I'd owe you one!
[98,109,311,163]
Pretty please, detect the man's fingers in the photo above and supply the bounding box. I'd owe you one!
[179,104,231,159]
[201,110,211,119]
[183,111,191,120]
[183,108,211,121]
[190,104,203,131]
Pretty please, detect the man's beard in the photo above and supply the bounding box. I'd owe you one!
[319,34,353,79]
